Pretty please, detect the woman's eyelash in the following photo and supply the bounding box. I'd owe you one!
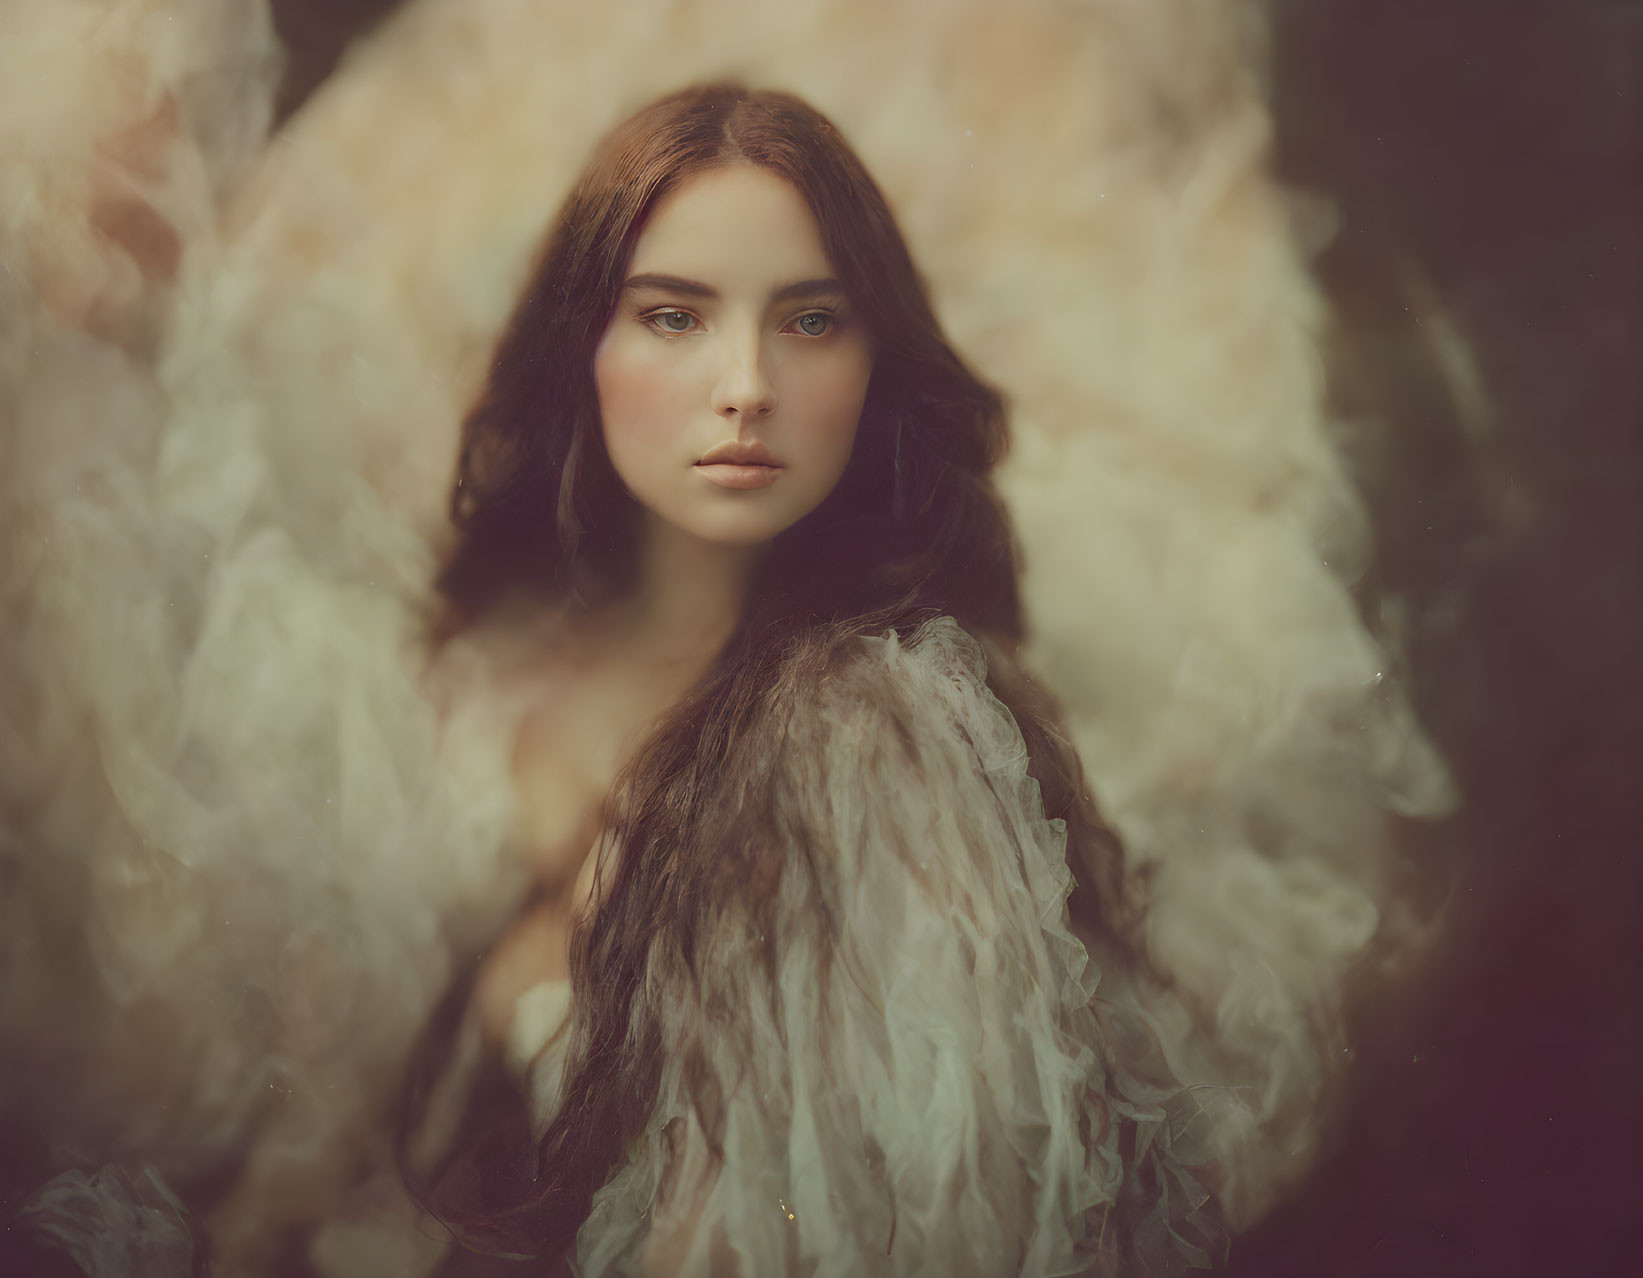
[635,306,843,337]
[638,307,699,335]
[786,310,840,336]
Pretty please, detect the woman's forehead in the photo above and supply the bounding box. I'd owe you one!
[627,166,835,288]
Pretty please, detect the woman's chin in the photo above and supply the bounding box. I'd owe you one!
[653,504,817,551]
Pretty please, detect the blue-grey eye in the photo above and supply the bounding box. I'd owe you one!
[795,312,832,337]
[654,310,695,333]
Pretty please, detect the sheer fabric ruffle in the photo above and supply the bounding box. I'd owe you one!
[516,618,1227,1276]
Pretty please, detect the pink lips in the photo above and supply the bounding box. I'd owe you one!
[697,465,782,490]
[695,441,783,490]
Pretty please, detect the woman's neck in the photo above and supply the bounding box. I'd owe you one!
[603,515,762,673]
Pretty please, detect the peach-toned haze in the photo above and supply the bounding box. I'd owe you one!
[0,0,1453,1271]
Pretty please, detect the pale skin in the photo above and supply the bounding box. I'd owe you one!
[463,165,875,1054]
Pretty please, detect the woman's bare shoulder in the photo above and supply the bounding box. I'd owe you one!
[422,599,585,714]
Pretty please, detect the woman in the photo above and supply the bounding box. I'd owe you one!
[406,83,1225,1276]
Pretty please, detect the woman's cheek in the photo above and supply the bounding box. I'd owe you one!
[597,338,683,459]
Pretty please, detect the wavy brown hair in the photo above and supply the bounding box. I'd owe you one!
[403,83,1133,1262]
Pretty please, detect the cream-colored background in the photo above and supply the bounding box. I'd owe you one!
[0,1,1452,1269]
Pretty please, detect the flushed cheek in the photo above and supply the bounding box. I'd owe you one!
[594,339,694,457]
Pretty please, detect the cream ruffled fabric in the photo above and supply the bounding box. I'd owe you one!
[512,618,1223,1277]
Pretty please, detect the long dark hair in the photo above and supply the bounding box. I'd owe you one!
[406,83,1131,1261]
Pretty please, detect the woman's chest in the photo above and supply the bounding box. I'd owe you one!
[506,668,662,890]
[475,663,677,1054]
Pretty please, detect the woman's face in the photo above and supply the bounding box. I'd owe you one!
[593,165,875,549]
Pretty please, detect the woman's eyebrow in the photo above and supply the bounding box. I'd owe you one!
[623,273,716,299]
[770,277,846,304]
[621,274,846,303]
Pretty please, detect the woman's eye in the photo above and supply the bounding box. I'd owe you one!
[644,309,697,334]
[791,312,834,337]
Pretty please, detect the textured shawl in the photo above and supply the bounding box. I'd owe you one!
[523,618,1224,1276]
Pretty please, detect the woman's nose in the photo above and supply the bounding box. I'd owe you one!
[710,331,776,420]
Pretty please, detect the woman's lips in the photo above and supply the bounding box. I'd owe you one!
[695,463,782,490]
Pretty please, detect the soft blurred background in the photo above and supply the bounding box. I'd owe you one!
[1240,2,1640,1273]
[261,0,1643,1272]
[1,0,1636,1273]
